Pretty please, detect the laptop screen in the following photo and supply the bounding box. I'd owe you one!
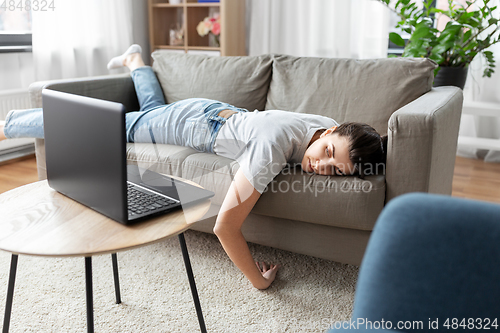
[42,89,128,223]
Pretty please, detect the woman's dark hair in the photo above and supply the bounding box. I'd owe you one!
[335,122,387,178]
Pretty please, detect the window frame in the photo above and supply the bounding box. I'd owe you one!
[0,32,32,53]
[386,0,437,57]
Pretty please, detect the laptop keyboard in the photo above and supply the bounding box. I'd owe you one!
[127,183,177,217]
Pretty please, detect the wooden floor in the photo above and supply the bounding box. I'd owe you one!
[0,156,39,194]
[452,155,500,204]
[1,155,500,204]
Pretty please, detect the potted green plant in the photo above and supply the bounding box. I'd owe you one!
[380,0,500,89]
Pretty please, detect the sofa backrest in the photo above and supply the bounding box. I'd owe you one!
[151,51,436,135]
[152,51,273,112]
[266,55,437,134]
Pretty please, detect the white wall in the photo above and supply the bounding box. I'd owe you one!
[131,0,150,65]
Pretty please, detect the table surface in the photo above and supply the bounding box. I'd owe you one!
[0,180,211,257]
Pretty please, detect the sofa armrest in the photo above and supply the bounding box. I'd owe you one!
[29,73,140,180]
[386,86,463,202]
[28,73,140,110]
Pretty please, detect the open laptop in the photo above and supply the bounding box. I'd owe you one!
[41,89,214,225]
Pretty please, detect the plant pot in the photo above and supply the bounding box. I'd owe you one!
[433,66,468,90]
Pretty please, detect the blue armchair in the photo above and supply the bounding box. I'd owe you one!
[327,193,500,332]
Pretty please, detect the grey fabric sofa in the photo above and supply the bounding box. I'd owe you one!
[29,52,463,266]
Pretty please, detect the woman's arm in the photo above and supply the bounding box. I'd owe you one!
[213,169,279,290]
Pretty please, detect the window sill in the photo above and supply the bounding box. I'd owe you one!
[0,46,32,53]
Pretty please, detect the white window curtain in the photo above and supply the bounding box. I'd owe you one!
[459,0,500,162]
[0,53,34,91]
[31,0,137,81]
[246,0,389,59]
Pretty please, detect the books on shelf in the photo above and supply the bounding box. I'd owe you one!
[187,50,221,57]
[156,49,221,57]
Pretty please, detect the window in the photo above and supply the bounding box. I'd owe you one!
[387,9,408,56]
[0,5,32,53]
[386,0,437,57]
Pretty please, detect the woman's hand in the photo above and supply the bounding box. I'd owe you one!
[215,169,282,290]
[255,262,280,289]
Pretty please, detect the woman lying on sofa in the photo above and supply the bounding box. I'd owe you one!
[0,45,387,290]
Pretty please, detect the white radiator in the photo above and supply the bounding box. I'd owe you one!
[0,89,35,162]
[0,89,31,120]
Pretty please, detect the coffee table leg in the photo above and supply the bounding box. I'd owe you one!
[3,254,18,333]
[85,257,94,333]
[111,253,121,304]
[178,233,207,333]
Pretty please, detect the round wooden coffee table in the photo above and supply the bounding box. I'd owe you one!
[0,180,211,333]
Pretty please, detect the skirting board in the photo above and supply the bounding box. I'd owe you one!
[0,141,35,164]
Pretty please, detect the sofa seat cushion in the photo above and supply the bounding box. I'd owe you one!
[151,52,273,112]
[252,167,386,231]
[126,143,240,206]
[127,143,385,231]
[126,143,199,177]
[181,152,240,205]
[266,55,437,134]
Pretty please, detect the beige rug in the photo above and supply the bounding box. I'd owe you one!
[0,230,358,332]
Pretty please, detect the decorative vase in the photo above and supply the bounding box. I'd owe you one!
[209,33,220,48]
[433,66,468,90]
[169,23,184,46]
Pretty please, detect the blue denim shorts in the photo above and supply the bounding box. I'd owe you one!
[201,102,247,153]
[4,95,247,154]
[126,98,247,153]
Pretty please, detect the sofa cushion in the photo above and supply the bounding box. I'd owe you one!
[265,55,437,134]
[126,143,240,206]
[129,143,385,230]
[126,143,198,177]
[252,167,386,231]
[151,52,273,111]
[181,152,240,206]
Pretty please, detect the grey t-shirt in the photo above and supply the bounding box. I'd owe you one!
[213,110,338,193]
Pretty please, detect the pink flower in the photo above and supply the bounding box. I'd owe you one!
[197,14,221,37]
[212,22,221,36]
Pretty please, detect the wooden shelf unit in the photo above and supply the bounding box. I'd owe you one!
[148,0,246,56]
